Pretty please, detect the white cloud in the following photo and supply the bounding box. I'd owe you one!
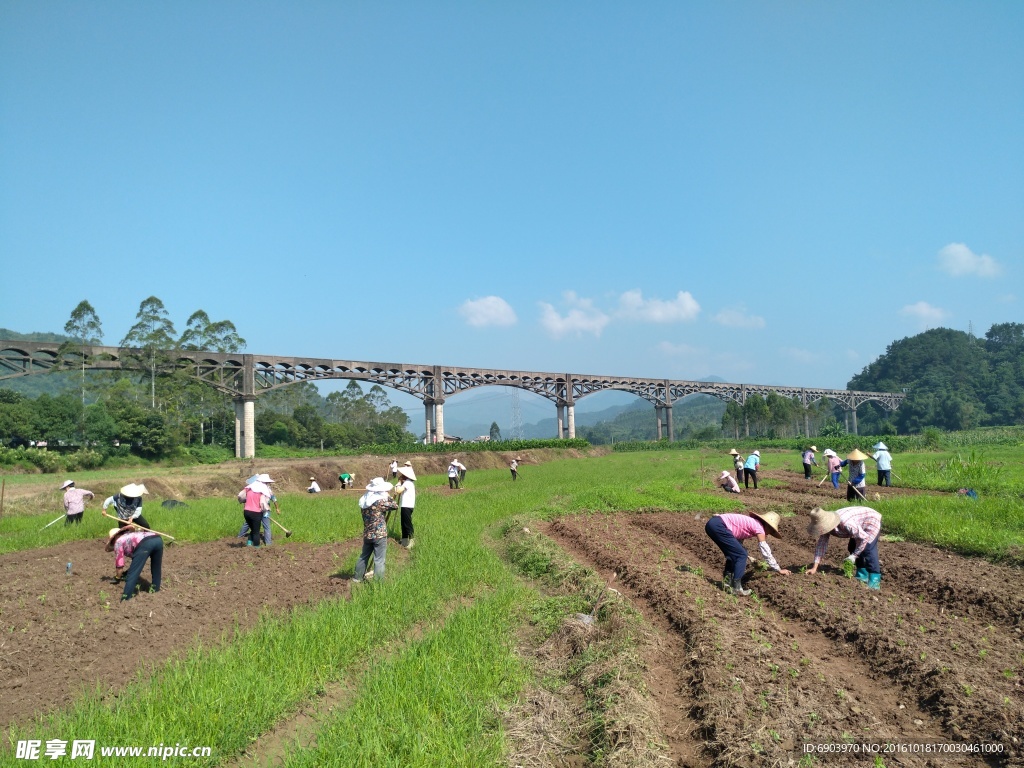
[712,306,766,329]
[937,243,1001,278]
[900,301,949,329]
[780,347,815,364]
[458,296,518,328]
[539,291,609,338]
[616,289,700,323]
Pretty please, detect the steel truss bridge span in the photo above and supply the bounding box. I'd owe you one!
[0,340,905,458]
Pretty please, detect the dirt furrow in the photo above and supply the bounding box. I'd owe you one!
[549,515,994,767]
[633,512,1022,764]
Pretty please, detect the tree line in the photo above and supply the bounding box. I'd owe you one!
[0,298,413,461]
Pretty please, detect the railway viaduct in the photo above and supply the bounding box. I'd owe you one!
[0,340,905,458]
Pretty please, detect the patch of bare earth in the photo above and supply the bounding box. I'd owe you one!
[542,473,1022,766]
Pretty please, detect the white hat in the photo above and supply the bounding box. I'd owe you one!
[365,477,393,493]
[752,450,760,456]
[60,479,75,490]
[310,476,316,481]
[874,442,888,451]
[120,483,148,498]
[258,474,275,483]
[823,449,836,457]
[397,465,417,481]
[719,470,731,479]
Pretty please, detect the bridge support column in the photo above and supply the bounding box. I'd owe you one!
[233,396,256,458]
[435,401,444,443]
[567,404,575,438]
[655,406,663,441]
[804,409,810,437]
[424,402,433,444]
[666,404,674,442]
[556,404,564,439]
[851,406,858,435]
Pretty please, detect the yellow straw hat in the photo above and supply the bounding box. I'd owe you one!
[847,449,868,461]
[807,507,841,537]
[750,511,782,538]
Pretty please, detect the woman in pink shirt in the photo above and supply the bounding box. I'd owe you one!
[106,525,163,601]
[704,512,790,596]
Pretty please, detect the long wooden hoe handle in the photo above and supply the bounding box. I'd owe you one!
[101,511,177,541]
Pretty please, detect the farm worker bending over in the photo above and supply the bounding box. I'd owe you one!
[106,525,163,601]
[704,512,790,596]
[448,459,466,489]
[237,474,278,547]
[338,472,355,489]
[353,478,398,583]
[719,471,741,493]
[395,464,417,549]
[839,450,869,502]
[307,476,321,493]
[61,479,94,526]
[823,450,842,489]
[806,506,882,589]
[801,446,819,480]
[872,442,893,487]
[743,451,760,489]
[103,483,150,529]
[729,449,744,483]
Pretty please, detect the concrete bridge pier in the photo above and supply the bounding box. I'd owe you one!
[655,406,663,440]
[424,399,445,443]
[556,403,565,438]
[233,396,256,458]
[665,404,675,442]
[567,404,575,438]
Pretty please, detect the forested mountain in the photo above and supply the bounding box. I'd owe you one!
[847,323,1024,433]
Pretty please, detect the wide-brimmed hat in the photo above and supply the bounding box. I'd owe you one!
[309,476,316,481]
[809,446,818,452]
[365,477,393,493]
[823,449,836,457]
[120,483,148,498]
[397,465,417,481]
[719,470,731,479]
[60,479,75,490]
[750,511,781,538]
[403,461,413,467]
[807,507,841,537]
[105,525,135,550]
[258,474,275,484]
[847,449,868,461]
[873,442,888,451]
[728,449,739,456]
[752,450,760,456]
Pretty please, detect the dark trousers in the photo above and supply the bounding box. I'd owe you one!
[400,506,414,540]
[877,470,891,487]
[65,513,83,526]
[744,469,758,489]
[243,511,263,546]
[119,515,150,530]
[736,468,744,483]
[510,469,517,481]
[847,484,866,502]
[122,536,163,600]
[449,476,459,489]
[803,463,813,479]
[848,537,880,575]
[705,516,748,580]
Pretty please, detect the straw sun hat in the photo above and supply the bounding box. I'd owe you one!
[728,449,739,456]
[105,525,136,551]
[397,465,417,481]
[119,483,148,498]
[749,511,782,538]
[807,507,841,537]
[847,449,869,461]
[60,480,75,489]
[365,477,394,493]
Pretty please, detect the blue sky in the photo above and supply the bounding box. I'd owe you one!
[2,1,1022,407]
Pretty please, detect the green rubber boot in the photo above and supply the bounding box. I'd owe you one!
[855,567,869,583]
[867,573,882,590]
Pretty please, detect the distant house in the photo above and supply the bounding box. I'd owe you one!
[471,435,491,443]
[442,435,463,444]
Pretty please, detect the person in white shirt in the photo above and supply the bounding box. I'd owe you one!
[448,459,466,489]
[719,471,741,493]
[509,458,520,481]
[389,460,399,480]
[307,476,321,493]
[395,464,417,549]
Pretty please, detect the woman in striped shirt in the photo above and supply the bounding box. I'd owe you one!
[806,506,882,589]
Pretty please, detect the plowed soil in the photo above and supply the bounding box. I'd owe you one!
[546,470,1023,766]
[0,538,365,729]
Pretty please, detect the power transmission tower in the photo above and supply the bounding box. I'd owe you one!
[510,388,523,440]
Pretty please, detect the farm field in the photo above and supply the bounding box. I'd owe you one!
[1,448,1022,766]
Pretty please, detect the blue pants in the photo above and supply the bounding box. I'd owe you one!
[705,516,748,580]
[877,470,891,487]
[122,536,163,600]
[830,472,840,489]
[239,513,272,546]
[848,537,880,575]
[354,537,387,581]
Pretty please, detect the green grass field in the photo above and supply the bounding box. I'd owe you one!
[3,447,1023,765]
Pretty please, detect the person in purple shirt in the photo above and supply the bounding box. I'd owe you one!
[61,479,95,525]
[704,511,790,596]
